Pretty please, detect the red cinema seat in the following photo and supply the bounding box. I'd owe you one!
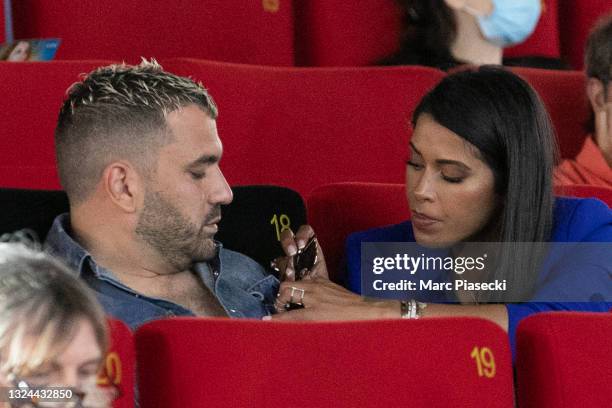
[559,1,612,69]
[516,312,612,408]
[135,318,514,408]
[511,67,589,160]
[554,184,612,207]
[98,319,135,408]
[307,182,408,283]
[12,0,295,65]
[162,58,445,198]
[0,60,113,189]
[504,0,560,59]
[294,0,403,66]
[0,2,6,44]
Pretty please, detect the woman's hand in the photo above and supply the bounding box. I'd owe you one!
[271,225,329,281]
[269,277,398,321]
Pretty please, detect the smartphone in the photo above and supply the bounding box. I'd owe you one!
[293,236,318,280]
[284,236,318,311]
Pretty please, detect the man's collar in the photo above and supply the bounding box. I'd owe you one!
[45,213,224,279]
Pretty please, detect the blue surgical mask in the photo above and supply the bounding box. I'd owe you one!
[464,0,542,47]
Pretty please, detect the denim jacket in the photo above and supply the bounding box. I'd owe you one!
[45,214,279,329]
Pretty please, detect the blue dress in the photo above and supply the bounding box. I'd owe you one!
[345,197,612,358]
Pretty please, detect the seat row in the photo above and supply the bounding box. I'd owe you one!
[3,1,610,68]
[2,183,610,287]
[0,59,591,197]
[1,181,610,407]
[106,311,612,408]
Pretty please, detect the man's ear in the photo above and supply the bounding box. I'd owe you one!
[587,77,606,113]
[102,161,142,213]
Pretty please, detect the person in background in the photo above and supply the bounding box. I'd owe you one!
[0,243,112,407]
[379,0,566,70]
[268,67,612,360]
[555,14,612,188]
[0,41,31,61]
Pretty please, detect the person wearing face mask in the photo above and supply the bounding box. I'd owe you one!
[555,14,612,188]
[0,243,113,408]
[379,0,565,70]
[265,67,612,360]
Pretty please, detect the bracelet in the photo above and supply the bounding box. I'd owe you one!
[400,299,428,319]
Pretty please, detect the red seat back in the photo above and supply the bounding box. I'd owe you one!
[12,0,295,65]
[516,312,612,407]
[163,58,445,197]
[0,60,113,189]
[136,317,514,408]
[559,1,612,69]
[294,0,403,66]
[0,1,6,44]
[511,67,589,159]
[554,184,612,207]
[98,319,135,408]
[307,182,408,282]
[504,0,560,59]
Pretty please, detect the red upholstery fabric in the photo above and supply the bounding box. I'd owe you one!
[163,58,445,197]
[511,67,589,159]
[0,1,6,44]
[294,0,403,66]
[554,184,612,207]
[307,182,408,283]
[559,1,612,69]
[135,317,514,408]
[0,61,111,189]
[516,312,612,408]
[0,166,60,190]
[295,0,559,67]
[504,0,560,59]
[99,319,135,408]
[12,0,295,65]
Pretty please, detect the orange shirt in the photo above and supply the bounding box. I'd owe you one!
[554,136,612,188]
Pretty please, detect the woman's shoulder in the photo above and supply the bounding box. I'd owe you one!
[347,220,414,245]
[552,196,612,242]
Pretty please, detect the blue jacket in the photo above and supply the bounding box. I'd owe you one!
[346,197,612,358]
[45,214,279,329]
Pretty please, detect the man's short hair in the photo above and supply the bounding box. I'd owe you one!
[55,59,218,204]
[586,14,612,86]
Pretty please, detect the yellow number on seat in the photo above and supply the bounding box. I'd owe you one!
[270,214,291,241]
[470,346,496,378]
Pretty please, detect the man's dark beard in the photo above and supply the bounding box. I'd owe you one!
[135,190,221,271]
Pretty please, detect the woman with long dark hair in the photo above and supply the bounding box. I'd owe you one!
[268,67,612,357]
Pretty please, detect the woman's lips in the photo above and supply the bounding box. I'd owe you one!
[411,211,442,231]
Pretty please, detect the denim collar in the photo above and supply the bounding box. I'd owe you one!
[44,213,222,289]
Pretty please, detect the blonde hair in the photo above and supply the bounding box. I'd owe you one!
[0,244,107,378]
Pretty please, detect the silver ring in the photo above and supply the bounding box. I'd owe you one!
[289,286,305,305]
